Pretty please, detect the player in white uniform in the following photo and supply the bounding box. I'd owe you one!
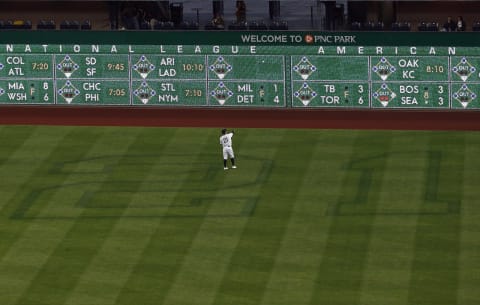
[220,128,236,170]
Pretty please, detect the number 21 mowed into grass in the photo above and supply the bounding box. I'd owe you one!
[0,125,478,305]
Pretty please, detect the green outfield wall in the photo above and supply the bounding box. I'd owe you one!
[0,31,479,109]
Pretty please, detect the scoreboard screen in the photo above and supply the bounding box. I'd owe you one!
[1,31,480,109]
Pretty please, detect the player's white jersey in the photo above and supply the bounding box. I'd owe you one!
[220,133,234,148]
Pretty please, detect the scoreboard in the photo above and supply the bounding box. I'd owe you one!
[1,31,480,109]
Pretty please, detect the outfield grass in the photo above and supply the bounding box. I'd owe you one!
[0,125,479,305]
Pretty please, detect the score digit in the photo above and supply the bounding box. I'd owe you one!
[426,65,444,73]
[107,63,125,71]
[183,63,204,72]
[32,62,49,70]
[108,88,126,96]
[184,89,203,97]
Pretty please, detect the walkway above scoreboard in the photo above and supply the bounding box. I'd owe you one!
[1,31,480,47]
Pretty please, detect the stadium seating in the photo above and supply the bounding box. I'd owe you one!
[426,22,439,31]
[418,21,439,31]
[60,20,80,30]
[35,19,90,30]
[353,21,384,31]
[153,21,174,30]
[150,20,197,30]
[0,19,32,30]
[178,21,199,30]
[81,20,92,30]
[228,21,248,30]
[37,20,56,30]
[417,21,428,31]
[248,21,268,30]
[269,20,288,30]
[373,21,384,31]
[391,22,411,31]
[205,23,225,30]
[0,2,476,32]
[472,21,480,31]
[362,21,374,31]
[350,21,361,31]
[139,20,150,30]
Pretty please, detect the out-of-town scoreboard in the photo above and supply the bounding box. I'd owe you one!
[1,31,480,109]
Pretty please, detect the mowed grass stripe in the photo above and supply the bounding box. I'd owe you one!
[211,129,318,305]
[0,127,477,305]
[309,131,392,305]
[359,131,429,305]
[64,128,213,305]
[0,125,34,166]
[408,132,464,305]
[0,126,69,216]
[260,131,357,305]
[13,128,173,305]
[0,126,37,210]
[114,128,239,305]
[8,128,137,305]
[161,130,285,305]
[458,133,480,305]
[0,127,103,305]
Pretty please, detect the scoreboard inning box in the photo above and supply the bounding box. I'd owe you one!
[1,31,480,109]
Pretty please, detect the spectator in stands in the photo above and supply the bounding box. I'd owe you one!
[457,16,466,31]
[136,7,149,27]
[107,1,119,30]
[211,13,225,29]
[121,2,140,29]
[236,1,247,23]
[140,2,162,29]
[443,16,456,32]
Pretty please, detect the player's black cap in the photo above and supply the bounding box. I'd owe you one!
[221,128,227,134]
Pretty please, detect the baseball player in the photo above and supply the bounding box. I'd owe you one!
[220,128,236,170]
